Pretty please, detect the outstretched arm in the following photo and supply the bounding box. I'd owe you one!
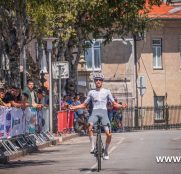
[112,101,127,109]
[69,102,87,110]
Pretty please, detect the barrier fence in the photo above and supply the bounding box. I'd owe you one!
[0,106,54,163]
[122,105,181,130]
[0,106,76,163]
[0,106,50,139]
[57,110,74,134]
[57,106,181,133]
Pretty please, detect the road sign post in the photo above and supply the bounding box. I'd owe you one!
[137,76,146,129]
[52,61,69,79]
[52,61,69,111]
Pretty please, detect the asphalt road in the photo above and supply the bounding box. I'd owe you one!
[0,130,181,174]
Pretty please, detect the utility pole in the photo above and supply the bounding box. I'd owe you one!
[133,34,139,128]
[43,37,57,133]
[23,46,27,89]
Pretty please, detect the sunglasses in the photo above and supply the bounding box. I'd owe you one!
[94,79,103,82]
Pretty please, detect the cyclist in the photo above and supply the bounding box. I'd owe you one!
[70,72,127,160]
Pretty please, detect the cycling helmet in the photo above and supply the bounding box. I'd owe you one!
[93,72,104,80]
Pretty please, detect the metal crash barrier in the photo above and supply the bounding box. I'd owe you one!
[0,106,56,163]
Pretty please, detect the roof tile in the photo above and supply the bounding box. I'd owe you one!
[147,1,181,19]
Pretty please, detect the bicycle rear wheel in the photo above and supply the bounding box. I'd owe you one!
[97,133,102,172]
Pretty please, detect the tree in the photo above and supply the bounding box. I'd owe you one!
[28,0,166,93]
[0,0,169,93]
[0,0,39,86]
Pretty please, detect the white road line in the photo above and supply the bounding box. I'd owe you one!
[116,137,125,145]
[172,137,181,141]
[85,163,97,174]
[85,137,125,174]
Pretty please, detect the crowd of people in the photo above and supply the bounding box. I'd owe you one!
[0,80,124,134]
[60,94,124,135]
[60,94,89,135]
[0,79,49,109]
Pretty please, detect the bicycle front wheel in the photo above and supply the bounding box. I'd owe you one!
[97,133,102,172]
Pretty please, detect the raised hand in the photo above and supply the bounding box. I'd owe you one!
[69,105,75,111]
[122,103,128,108]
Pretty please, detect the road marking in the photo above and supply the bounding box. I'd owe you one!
[85,163,97,174]
[172,137,181,141]
[85,137,125,174]
[116,137,125,145]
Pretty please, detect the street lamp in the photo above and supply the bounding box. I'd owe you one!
[78,54,87,94]
[43,37,57,133]
[79,54,86,71]
[40,44,48,74]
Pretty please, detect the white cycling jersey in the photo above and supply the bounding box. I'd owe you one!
[84,88,115,110]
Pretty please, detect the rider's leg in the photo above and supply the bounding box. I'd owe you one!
[101,110,112,159]
[87,111,98,152]
[88,123,94,152]
[104,130,112,155]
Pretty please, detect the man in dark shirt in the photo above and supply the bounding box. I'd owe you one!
[3,86,22,107]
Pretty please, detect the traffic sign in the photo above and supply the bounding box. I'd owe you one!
[137,75,146,96]
[52,61,69,79]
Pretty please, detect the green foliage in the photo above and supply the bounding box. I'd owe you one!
[0,0,170,92]
[26,0,166,43]
[0,0,171,43]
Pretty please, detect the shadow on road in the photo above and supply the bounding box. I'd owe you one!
[29,149,63,155]
[80,168,97,172]
[79,167,143,174]
[0,160,57,169]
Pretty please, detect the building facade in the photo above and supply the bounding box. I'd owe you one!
[77,2,181,127]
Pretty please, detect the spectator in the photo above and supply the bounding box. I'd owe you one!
[21,92,30,109]
[107,101,113,121]
[60,95,68,110]
[112,98,119,116]
[15,87,22,102]
[72,96,84,117]
[21,92,29,103]
[72,96,86,135]
[3,86,22,107]
[66,94,73,105]
[117,102,124,130]
[23,80,42,108]
[37,89,48,107]
[0,88,11,107]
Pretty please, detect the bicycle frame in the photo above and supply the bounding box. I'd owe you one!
[94,117,104,172]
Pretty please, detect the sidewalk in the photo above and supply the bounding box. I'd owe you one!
[0,133,78,164]
[53,133,79,145]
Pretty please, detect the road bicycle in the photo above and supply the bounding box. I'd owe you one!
[93,117,105,172]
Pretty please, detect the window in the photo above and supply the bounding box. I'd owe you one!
[154,96,165,121]
[152,39,162,69]
[85,40,101,71]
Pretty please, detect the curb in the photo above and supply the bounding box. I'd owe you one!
[61,133,79,142]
